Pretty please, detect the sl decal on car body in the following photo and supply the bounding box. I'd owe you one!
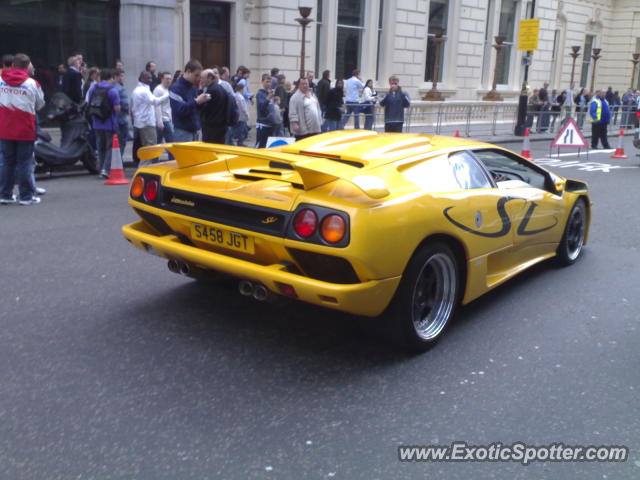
[443,198,557,238]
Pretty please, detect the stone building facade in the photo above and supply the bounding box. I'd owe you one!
[2,0,639,99]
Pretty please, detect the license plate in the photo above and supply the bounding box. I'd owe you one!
[191,223,255,254]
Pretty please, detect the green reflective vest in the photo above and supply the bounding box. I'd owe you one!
[589,98,602,123]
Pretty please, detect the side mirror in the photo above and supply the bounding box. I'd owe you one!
[554,179,565,194]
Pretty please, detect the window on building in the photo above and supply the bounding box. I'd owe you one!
[579,34,595,88]
[191,1,230,70]
[336,0,365,80]
[315,0,324,77]
[482,0,495,84]
[0,0,119,100]
[525,1,533,18]
[424,0,448,83]
[376,0,384,80]
[496,0,518,85]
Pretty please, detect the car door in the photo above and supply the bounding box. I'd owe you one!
[471,149,565,250]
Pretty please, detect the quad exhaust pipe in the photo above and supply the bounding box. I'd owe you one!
[168,261,272,302]
[238,280,270,301]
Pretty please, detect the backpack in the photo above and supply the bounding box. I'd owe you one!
[88,86,113,120]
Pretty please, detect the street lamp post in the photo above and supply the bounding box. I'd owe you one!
[483,36,506,102]
[295,7,313,80]
[423,30,446,101]
[630,53,640,89]
[589,48,601,93]
[569,45,581,87]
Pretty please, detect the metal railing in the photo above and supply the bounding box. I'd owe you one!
[338,101,637,138]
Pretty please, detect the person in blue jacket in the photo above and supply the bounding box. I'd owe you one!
[589,89,611,149]
[169,59,210,142]
[379,75,410,132]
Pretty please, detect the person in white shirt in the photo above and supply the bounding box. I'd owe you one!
[288,78,322,141]
[362,79,378,130]
[341,69,365,129]
[563,82,575,121]
[153,71,173,144]
[130,71,169,166]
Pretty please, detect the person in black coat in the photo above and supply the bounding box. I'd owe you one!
[61,55,83,104]
[199,69,230,144]
[324,79,344,131]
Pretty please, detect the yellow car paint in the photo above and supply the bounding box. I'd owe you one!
[124,131,590,317]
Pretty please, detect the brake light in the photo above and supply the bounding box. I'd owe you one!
[131,176,144,198]
[636,112,640,117]
[144,178,159,202]
[320,214,346,243]
[293,209,317,237]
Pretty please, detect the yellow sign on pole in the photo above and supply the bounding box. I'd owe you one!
[518,18,540,51]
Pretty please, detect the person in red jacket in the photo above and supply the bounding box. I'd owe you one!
[0,53,45,205]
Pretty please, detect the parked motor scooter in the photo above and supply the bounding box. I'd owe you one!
[35,93,98,174]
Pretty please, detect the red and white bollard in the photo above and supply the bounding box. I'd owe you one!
[104,134,130,185]
[610,128,628,159]
[521,128,533,161]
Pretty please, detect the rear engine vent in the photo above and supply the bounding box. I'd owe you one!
[287,248,360,284]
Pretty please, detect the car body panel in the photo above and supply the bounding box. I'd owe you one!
[123,131,591,316]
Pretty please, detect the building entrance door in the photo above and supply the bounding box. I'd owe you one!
[190,1,230,69]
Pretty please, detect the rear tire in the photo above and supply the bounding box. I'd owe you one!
[556,198,587,266]
[381,242,459,351]
[81,149,99,174]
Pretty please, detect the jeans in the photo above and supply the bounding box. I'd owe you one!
[95,129,114,174]
[362,103,374,130]
[231,121,248,146]
[118,121,129,157]
[325,119,343,132]
[173,128,198,142]
[157,120,174,144]
[0,140,35,201]
[255,125,273,148]
[341,103,361,129]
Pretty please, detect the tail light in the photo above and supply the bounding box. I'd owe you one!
[293,209,317,237]
[144,178,159,202]
[320,214,346,243]
[131,176,144,198]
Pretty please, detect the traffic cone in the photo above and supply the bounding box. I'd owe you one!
[521,128,533,161]
[610,128,628,159]
[454,129,460,138]
[104,134,129,185]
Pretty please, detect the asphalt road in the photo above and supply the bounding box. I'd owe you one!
[1,137,639,479]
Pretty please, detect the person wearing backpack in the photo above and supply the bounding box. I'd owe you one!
[87,69,121,178]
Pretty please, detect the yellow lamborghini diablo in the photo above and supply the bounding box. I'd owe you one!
[122,130,591,350]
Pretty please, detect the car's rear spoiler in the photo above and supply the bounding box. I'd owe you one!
[137,142,390,198]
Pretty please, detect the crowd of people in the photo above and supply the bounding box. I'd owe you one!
[527,82,640,133]
[0,51,415,206]
[526,81,640,149]
[55,56,414,168]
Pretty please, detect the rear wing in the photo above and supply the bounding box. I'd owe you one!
[137,142,390,198]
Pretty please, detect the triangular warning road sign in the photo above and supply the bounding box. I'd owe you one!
[551,117,588,148]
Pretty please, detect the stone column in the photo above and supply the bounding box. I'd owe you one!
[119,0,181,93]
